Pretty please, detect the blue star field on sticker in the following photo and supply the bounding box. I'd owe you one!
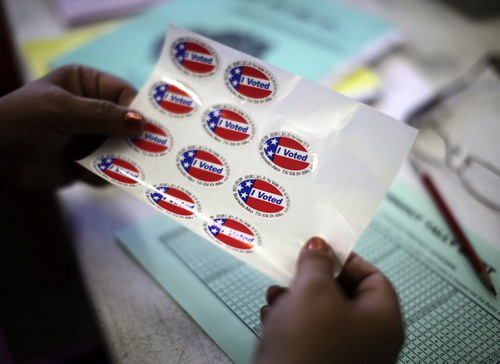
[206,109,222,132]
[229,66,243,89]
[153,84,167,103]
[174,42,186,64]
[237,179,256,202]
[97,158,115,171]
[208,218,227,236]
[263,138,280,160]
[150,187,169,202]
[180,150,196,171]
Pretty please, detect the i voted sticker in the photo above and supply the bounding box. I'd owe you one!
[150,81,198,118]
[127,119,173,157]
[259,132,314,176]
[176,146,229,187]
[170,37,219,77]
[202,105,255,146]
[233,175,290,218]
[146,184,201,219]
[224,61,277,103]
[93,155,144,186]
[204,214,261,253]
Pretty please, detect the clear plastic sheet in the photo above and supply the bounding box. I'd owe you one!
[78,25,417,284]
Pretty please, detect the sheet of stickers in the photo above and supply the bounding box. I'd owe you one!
[80,25,417,283]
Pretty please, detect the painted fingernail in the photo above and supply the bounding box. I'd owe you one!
[306,237,329,252]
[124,111,144,131]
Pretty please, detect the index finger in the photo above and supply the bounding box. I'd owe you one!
[51,65,138,106]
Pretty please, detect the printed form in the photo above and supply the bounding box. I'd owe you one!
[118,179,500,364]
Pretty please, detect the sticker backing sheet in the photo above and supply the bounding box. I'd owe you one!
[79,25,417,284]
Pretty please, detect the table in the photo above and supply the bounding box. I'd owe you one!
[58,184,232,363]
[4,0,500,362]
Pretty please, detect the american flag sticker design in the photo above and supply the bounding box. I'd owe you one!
[176,147,229,187]
[233,176,290,218]
[146,184,200,219]
[150,81,198,117]
[93,156,144,186]
[128,120,172,156]
[204,215,261,252]
[202,105,255,146]
[171,37,218,77]
[259,132,314,176]
[225,61,277,103]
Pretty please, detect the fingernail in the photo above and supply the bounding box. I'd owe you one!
[124,111,144,131]
[306,237,329,252]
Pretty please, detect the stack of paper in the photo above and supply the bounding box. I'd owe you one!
[51,0,402,88]
[52,0,161,25]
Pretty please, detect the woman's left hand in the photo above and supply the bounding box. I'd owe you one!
[0,65,145,188]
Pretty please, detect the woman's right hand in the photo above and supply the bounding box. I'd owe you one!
[256,237,404,364]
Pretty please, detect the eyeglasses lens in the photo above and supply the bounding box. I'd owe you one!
[460,159,500,211]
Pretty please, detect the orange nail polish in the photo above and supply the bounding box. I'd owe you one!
[124,111,144,131]
[306,237,329,252]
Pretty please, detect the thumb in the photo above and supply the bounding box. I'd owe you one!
[65,96,145,137]
[293,237,337,287]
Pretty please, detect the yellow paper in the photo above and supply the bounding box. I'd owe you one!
[22,22,120,78]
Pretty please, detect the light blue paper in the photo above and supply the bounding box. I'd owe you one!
[118,179,500,363]
[52,0,398,88]
[118,216,263,364]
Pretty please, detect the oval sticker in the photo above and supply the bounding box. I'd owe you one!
[202,105,255,146]
[146,184,200,219]
[93,155,144,186]
[176,146,229,187]
[204,215,261,252]
[128,120,172,156]
[233,175,289,218]
[171,37,218,77]
[150,81,198,117]
[225,61,277,103]
[259,132,314,176]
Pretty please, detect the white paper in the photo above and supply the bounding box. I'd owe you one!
[78,25,417,284]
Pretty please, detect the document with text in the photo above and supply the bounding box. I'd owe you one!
[118,179,499,363]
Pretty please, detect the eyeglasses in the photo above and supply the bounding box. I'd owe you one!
[407,53,500,212]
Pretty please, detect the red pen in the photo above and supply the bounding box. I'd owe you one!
[410,160,497,296]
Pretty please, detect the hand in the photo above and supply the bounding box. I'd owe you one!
[0,65,145,188]
[256,237,404,364]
